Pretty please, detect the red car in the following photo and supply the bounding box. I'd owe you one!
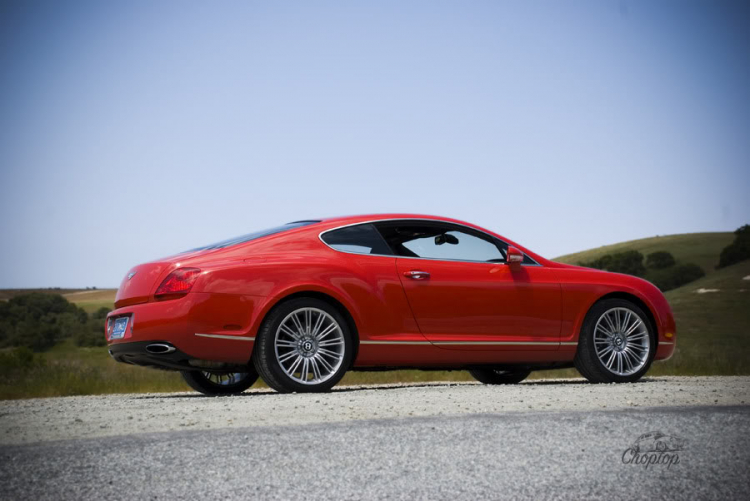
[107,214,676,395]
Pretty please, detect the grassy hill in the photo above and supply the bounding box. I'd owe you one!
[555,232,733,273]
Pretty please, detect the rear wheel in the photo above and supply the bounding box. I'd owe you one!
[469,368,531,385]
[253,298,353,393]
[180,370,258,395]
[574,298,656,383]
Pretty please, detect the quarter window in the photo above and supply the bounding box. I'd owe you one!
[321,224,393,255]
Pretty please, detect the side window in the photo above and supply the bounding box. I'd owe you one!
[375,223,506,262]
[321,224,393,255]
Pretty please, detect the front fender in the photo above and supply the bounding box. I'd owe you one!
[554,268,676,358]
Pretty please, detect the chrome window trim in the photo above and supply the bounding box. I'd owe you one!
[318,218,541,266]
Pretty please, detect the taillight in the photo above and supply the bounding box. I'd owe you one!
[154,268,201,298]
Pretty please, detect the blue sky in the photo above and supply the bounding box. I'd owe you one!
[1,0,749,288]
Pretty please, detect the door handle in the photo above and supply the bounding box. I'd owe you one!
[404,270,430,280]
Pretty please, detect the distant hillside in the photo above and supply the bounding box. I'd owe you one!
[554,232,734,273]
[0,289,89,301]
[0,289,117,314]
[63,290,117,313]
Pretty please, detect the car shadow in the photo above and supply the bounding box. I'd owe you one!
[132,377,660,399]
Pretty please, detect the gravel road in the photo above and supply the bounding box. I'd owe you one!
[1,376,748,446]
[1,377,749,500]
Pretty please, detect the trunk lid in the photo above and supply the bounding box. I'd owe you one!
[114,261,171,308]
[113,249,220,308]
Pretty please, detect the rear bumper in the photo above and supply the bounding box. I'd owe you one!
[108,341,253,372]
[109,341,194,371]
[106,292,259,365]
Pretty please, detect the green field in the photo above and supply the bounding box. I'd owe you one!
[62,289,117,313]
[1,232,748,399]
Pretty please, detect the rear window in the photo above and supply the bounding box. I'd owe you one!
[321,224,393,255]
[189,221,319,251]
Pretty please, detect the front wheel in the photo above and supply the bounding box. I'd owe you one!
[180,370,258,395]
[469,368,531,385]
[253,298,353,393]
[574,298,656,383]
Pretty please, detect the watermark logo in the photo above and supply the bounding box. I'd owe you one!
[621,431,687,469]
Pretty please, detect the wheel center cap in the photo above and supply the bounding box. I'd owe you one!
[613,335,627,351]
[299,337,317,356]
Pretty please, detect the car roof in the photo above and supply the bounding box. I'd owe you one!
[310,213,468,226]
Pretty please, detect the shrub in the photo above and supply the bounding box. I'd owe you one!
[648,263,705,292]
[608,250,646,276]
[582,251,646,277]
[718,224,750,268]
[12,321,61,351]
[0,293,91,352]
[580,255,613,270]
[646,251,676,269]
[93,307,111,320]
[74,319,108,347]
[0,346,45,377]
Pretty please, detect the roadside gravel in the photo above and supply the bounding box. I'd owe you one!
[1,376,748,446]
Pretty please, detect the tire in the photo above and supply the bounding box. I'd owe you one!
[180,369,258,396]
[253,298,354,393]
[574,298,656,383]
[469,368,531,385]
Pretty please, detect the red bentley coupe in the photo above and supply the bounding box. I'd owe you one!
[107,214,676,395]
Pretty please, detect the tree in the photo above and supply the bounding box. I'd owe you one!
[649,263,705,292]
[608,251,646,277]
[93,307,112,320]
[646,251,676,269]
[0,293,98,352]
[718,224,750,268]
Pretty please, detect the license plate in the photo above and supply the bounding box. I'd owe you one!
[111,317,129,340]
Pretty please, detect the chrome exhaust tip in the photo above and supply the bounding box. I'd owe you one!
[145,343,176,354]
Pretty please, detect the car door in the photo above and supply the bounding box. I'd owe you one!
[375,221,562,350]
[318,222,429,345]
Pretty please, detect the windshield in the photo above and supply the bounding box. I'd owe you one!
[188,221,320,252]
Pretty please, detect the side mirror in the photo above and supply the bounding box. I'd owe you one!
[506,246,524,265]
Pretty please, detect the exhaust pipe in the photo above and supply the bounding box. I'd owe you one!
[145,343,176,354]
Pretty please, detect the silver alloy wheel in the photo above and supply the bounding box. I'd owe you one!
[201,372,249,386]
[274,307,345,385]
[594,307,650,376]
